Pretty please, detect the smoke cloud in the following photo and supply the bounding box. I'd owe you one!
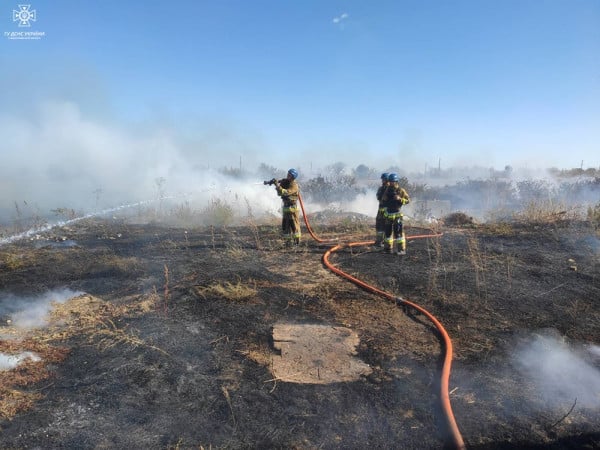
[0,99,288,225]
[1,92,597,230]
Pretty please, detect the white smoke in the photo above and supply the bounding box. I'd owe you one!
[340,192,378,217]
[1,98,597,230]
[0,351,41,371]
[0,100,283,224]
[589,345,600,359]
[513,332,600,410]
[0,288,84,329]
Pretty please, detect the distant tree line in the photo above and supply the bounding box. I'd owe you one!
[218,162,600,214]
[548,167,600,178]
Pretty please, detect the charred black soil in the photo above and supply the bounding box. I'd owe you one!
[0,217,599,449]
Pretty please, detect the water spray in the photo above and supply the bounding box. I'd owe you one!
[0,197,174,247]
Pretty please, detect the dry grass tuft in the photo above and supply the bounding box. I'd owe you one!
[512,201,578,224]
[243,347,272,367]
[223,241,248,259]
[0,251,27,270]
[0,388,43,420]
[588,203,600,229]
[483,222,514,235]
[443,212,476,227]
[88,318,168,355]
[467,235,487,302]
[193,279,258,303]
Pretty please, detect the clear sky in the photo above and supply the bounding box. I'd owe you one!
[1,1,599,214]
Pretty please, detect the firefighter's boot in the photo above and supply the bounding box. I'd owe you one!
[396,234,406,255]
[384,236,394,253]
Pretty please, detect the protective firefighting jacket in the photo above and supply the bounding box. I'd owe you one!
[376,183,387,206]
[382,184,410,214]
[276,178,299,211]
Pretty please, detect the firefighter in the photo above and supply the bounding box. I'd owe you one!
[382,173,410,255]
[374,172,389,246]
[271,168,301,246]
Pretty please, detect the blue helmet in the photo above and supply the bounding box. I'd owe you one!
[288,168,298,179]
[388,173,399,183]
[381,172,389,180]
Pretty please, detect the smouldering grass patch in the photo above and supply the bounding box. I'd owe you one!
[0,293,168,420]
[0,340,71,420]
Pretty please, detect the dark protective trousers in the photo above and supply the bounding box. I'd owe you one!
[375,207,386,244]
[282,205,301,244]
[383,210,406,251]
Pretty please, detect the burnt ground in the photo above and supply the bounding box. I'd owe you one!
[0,216,599,449]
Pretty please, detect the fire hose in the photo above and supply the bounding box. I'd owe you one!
[298,193,466,450]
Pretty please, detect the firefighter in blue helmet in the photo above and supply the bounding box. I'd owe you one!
[271,168,301,246]
[382,173,410,255]
[374,172,389,246]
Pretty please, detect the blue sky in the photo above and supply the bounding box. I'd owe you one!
[1,0,599,211]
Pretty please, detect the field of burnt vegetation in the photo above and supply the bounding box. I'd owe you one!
[1,165,599,449]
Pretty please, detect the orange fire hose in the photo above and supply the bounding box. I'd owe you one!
[298,193,466,450]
